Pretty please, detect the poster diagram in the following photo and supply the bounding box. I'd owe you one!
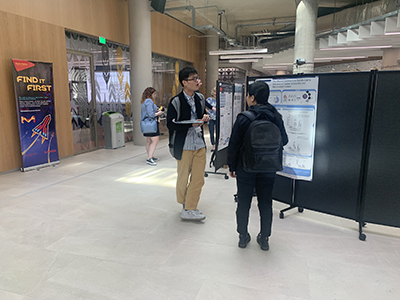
[258,77,319,181]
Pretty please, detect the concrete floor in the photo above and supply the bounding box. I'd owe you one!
[0,134,399,300]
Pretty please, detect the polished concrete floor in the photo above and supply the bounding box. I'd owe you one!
[0,134,400,300]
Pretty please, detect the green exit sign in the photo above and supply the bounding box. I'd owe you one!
[99,36,106,44]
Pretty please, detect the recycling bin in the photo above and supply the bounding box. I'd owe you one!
[102,111,125,149]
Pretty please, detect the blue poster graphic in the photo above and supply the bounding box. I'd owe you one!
[12,59,60,171]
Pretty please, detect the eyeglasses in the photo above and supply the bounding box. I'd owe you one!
[186,76,200,81]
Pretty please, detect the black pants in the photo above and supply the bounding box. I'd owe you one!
[236,166,276,238]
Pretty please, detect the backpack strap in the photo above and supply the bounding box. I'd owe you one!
[239,110,256,155]
[240,110,256,122]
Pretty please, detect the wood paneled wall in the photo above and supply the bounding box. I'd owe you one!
[0,0,129,45]
[0,2,206,173]
[151,12,206,92]
[0,11,72,173]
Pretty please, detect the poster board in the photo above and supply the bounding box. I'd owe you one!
[213,82,234,171]
[233,84,244,126]
[363,71,400,228]
[248,76,319,181]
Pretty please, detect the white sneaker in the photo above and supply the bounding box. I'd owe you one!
[180,209,206,221]
[182,205,202,214]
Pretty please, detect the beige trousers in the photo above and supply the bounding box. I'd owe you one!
[176,147,206,210]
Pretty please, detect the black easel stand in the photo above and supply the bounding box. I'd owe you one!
[204,170,229,179]
[358,222,367,241]
[279,179,304,219]
[204,151,229,179]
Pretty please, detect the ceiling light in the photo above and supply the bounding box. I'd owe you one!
[210,49,268,55]
[228,59,259,63]
[315,56,366,60]
[320,45,392,50]
[263,66,288,69]
[264,63,292,66]
[385,32,400,35]
[220,55,272,59]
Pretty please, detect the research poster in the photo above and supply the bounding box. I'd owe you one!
[233,84,244,125]
[255,77,319,181]
[217,83,233,150]
[12,59,60,171]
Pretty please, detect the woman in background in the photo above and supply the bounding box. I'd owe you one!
[140,87,163,166]
[206,87,217,151]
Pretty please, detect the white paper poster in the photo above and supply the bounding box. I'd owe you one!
[233,84,244,125]
[218,86,233,150]
[257,77,319,181]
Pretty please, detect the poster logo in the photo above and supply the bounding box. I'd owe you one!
[12,60,36,72]
[21,116,36,123]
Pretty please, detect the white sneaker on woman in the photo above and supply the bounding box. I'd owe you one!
[146,158,157,166]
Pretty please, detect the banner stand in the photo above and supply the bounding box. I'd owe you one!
[12,59,60,172]
[22,161,60,172]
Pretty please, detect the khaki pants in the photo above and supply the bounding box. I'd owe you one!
[176,148,206,210]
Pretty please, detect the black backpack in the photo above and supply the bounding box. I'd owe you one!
[240,110,283,173]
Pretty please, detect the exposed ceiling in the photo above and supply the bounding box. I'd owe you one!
[164,0,400,74]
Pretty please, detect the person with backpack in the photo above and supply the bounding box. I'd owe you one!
[227,81,288,251]
[167,67,210,221]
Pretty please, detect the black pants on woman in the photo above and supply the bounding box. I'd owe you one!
[235,166,276,238]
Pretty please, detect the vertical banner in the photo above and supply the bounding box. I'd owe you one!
[12,59,60,171]
[254,77,319,181]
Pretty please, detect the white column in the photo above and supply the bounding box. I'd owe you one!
[206,29,219,96]
[381,48,400,70]
[128,0,153,146]
[293,0,318,74]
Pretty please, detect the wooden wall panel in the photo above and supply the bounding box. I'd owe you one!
[0,11,72,172]
[151,12,206,94]
[0,0,129,45]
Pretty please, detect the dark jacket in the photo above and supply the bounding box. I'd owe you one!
[227,104,289,172]
[167,91,207,160]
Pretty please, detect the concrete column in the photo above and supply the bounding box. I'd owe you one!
[206,29,219,97]
[293,0,318,74]
[381,48,400,70]
[128,0,153,146]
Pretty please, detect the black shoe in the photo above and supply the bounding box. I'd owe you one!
[238,233,251,248]
[257,234,269,251]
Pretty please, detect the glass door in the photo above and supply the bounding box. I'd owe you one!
[67,51,98,153]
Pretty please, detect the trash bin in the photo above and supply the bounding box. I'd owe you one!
[102,111,125,149]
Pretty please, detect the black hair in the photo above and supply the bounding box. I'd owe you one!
[247,81,270,105]
[179,66,198,87]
